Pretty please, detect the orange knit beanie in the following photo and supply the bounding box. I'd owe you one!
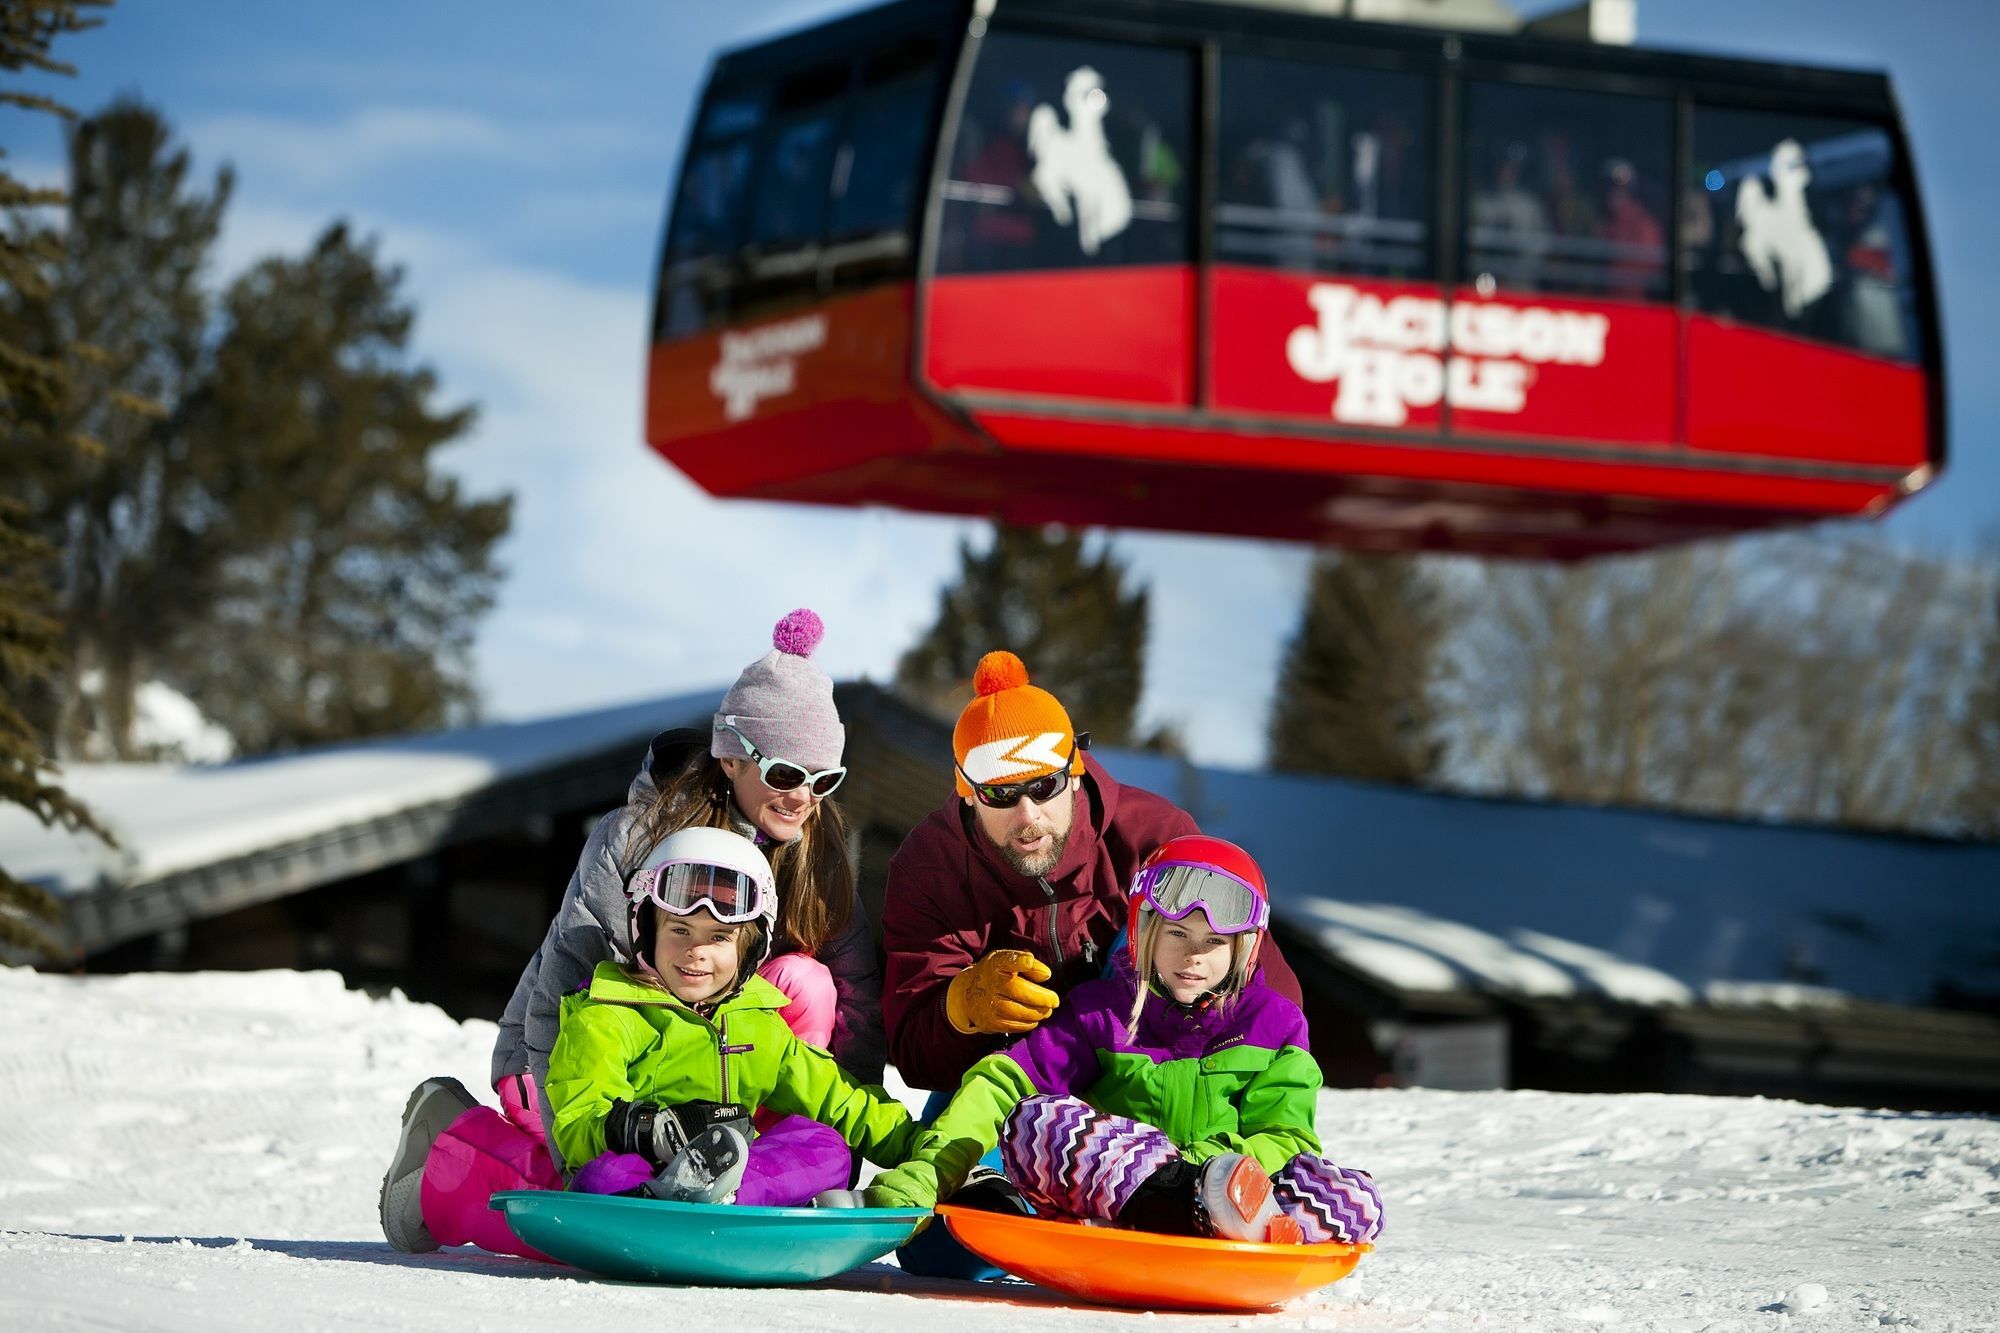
[951,651,1085,799]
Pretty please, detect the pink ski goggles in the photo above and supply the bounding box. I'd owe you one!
[1131,861,1268,935]
[629,860,770,925]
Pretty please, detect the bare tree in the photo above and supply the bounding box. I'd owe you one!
[1441,532,1994,836]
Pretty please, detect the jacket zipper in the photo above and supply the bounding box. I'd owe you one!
[718,1011,731,1105]
[1038,876,1064,966]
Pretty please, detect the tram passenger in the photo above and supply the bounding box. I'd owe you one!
[1237,120,1323,269]
[378,608,886,1254]
[1599,157,1665,299]
[955,77,1044,265]
[1471,140,1552,290]
[1543,137,1602,244]
[1834,183,1908,357]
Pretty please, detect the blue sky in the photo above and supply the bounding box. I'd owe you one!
[8,0,1996,768]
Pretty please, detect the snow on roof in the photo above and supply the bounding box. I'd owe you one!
[0,689,721,896]
[1100,747,2000,1012]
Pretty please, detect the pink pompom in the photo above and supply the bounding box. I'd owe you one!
[772,608,825,657]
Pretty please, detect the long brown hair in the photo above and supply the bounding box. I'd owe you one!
[631,749,854,956]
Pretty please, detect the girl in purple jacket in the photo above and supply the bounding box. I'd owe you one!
[842,835,1385,1247]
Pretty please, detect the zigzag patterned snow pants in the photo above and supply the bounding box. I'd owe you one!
[998,1093,1385,1244]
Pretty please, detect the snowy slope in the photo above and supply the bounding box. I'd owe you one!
[2,966,1995,1333]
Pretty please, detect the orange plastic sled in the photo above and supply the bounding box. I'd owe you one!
[936,1204,1370,1311]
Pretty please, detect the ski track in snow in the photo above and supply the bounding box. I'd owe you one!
[2,966,1996,1332]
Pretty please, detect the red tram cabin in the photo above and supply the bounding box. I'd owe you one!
[645,0,1943,558]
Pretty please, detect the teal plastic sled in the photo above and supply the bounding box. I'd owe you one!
[489,1190,930,1285]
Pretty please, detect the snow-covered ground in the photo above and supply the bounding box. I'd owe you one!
[2,967,1995,1333]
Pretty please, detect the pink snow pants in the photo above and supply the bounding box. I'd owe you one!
[419,952,847,1260]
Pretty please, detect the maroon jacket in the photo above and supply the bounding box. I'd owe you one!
[881,754,1302,1090]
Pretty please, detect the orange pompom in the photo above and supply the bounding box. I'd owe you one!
[973,650,1029,697]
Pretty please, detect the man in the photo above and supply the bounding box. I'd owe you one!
[882,649,1301,1092]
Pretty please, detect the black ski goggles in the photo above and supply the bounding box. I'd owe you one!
[718,717,846,798]
[957,734,1088,809]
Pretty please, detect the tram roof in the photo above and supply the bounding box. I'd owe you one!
[711,0,1899,116]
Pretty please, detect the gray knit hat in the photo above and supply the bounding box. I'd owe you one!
[711,608,845,773]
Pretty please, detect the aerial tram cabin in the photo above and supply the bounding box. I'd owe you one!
[645,0,1943,558]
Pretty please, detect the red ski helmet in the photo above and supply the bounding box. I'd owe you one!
[1126,833,1270,968]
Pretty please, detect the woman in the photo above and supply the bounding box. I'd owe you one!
[379,608,884,1254]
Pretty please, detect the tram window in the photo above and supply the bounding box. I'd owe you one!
[1686,108,1920,362]
[938,30,1193,274]
[1462,82,1671,301]
[1216,56,1434,280]
[698,88,768,143]
[657,138,753,339]
[827,38,941,243]
[747,62,849,253]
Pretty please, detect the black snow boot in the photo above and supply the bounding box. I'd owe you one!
[1116,1157,1203,1235]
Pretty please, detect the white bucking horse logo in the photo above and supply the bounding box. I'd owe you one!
[1028,66,1134,256]
[1735,138,1834,318]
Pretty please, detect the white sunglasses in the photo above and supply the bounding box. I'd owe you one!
[719,716,846,797]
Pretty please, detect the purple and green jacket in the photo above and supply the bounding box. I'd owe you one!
[867,955,1322,1210]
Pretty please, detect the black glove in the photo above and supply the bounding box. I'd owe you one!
[605,1099,751,1167]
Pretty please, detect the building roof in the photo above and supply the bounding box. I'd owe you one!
[7,685,1997,1023]
[1099,748,2000,1014]
[2,690,720,957]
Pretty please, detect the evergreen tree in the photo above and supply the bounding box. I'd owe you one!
[896,524,1153,747]
[1,0,116,955]
[10,96,230,758]
[1267,552,1444,784]
[167,223,511,752]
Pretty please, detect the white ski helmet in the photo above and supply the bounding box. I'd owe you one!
[626,826,780,979]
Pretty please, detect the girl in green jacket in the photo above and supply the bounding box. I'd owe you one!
[832,835,1384,1246]
[544,826,916,1204]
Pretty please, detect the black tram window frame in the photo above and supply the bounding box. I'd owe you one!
[656,2,958,341]
[820,29,954,297]
[1207,40,1444,284]
[927,17,1202,276]
[652,72,768,342]
[732,57,856,318]
[1451,70,1678,304]
[908,0,1943,468]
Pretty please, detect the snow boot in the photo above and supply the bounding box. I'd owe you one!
[956,1164,1031,1215]
[643,1122,751,1204]
[380,1075,478,1252]
[1195,1154,1303,1245]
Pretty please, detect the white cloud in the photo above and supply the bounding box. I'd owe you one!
[403,237,1300,766]
[182,105,659,194]
[184,106,510,191]
[169,106,1306,772]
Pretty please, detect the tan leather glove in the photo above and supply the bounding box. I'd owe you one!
[945,949,1059,1036]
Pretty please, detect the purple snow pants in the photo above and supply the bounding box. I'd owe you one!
[418,953,851,1260]
[998,1093,1386,1245]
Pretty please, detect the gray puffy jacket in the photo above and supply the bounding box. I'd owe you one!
[490,730,887,1102]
